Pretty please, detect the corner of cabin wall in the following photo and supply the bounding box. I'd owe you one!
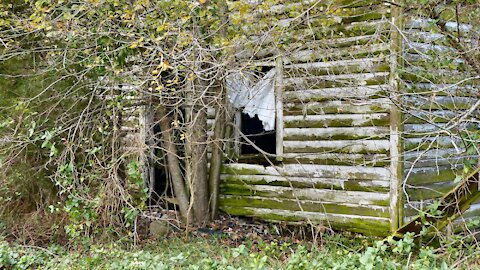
[388,0,405,234]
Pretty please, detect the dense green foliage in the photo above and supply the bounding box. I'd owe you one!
[2,232,480,270]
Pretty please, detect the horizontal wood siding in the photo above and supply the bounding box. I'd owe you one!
[401,17,479,224]
[220,2,394,235]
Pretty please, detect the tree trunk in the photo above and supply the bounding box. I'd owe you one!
[208,84,226,219]
[191,106,209,225]
[157,105,191,223]
[185,79,209,225]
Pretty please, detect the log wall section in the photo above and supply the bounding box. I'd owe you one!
[219,0,395,235]
[401,17,480,225]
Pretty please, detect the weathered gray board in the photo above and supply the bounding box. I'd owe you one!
[218,1,479,236]
[219,0,396,236]
[401,16,480,226]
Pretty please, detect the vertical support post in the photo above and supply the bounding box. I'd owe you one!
[233,111,241,159]
[275,56,284,161]
[389,0,404,232]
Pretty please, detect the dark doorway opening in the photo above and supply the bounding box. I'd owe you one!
[240,113,276,155]
[148,123,173,206]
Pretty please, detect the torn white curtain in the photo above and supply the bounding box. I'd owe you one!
[225,69,276,131]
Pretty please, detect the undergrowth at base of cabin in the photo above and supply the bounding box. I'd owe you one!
[1,230,480,270]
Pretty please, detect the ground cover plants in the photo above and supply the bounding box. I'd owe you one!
[1,219,480,270]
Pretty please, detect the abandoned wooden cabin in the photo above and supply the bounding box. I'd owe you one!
[120,0,480,236]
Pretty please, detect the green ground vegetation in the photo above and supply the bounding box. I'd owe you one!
[1,230,479,270]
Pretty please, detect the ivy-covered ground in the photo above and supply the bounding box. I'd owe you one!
[1,229,480,270]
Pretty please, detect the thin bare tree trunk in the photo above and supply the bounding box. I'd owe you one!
[185,77,209,225]
[190,105,209,225]
[208,84,226,219]
[157,105,191,223]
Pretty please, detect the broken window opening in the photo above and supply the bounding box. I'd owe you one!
[240,113,276,156]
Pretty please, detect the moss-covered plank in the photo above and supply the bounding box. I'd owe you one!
[220,174,390,192]
[219,195,390,218]
[403,123,447,136]
[238,34,388,61]
[220,184,390,206]
[284,98,391,115]
[284,43,389,64]
[263,3,389,21]
[221,163,391,180]
[401,96,476,111]
[284,113,390,128]
[284,126,389,140]
[403,82,479,97]
[403,110,459,124]
[221,163,281,176]
[282,153,390,167]
[284,72,389,91]
[405,18,474,36]
[284,140,390,154]
[220,206,390,236]
[404,148,465,167]
[407,181,458,201]
[284,85,389,102]
[284,57,389,76]
[404,136,461,151]
[289,19,390,40]
[401,67,476,84]
[404,165,460,185]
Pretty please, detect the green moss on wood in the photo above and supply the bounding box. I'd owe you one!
[220,206,390,236]
[220,184,390,206]
[219,196,390,218]
[220,175,390,192]
[284,75,389,91]
[284,116,390,128]
[405,166,458,185]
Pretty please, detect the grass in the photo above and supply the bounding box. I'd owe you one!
[2,230,479,270]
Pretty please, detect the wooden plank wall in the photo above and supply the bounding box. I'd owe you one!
[219,0,395,235]
[401,17,480,225]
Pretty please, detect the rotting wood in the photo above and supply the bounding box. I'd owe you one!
[284,113,390,128]
[282,153,390,167]
[275,56,284,161]
[283,126,389,140]
[389,0,403,232]
[404,165,460,185]
[220,206,390,236]
[394,167,480,238]
[219,195,390,218]
[283,85,389,102]
[283,57,389,76]
[283,140,390,154]
[284,99,391,115]
[220,174,390,192]
[221,163,391,180]
[283,72,389,90]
